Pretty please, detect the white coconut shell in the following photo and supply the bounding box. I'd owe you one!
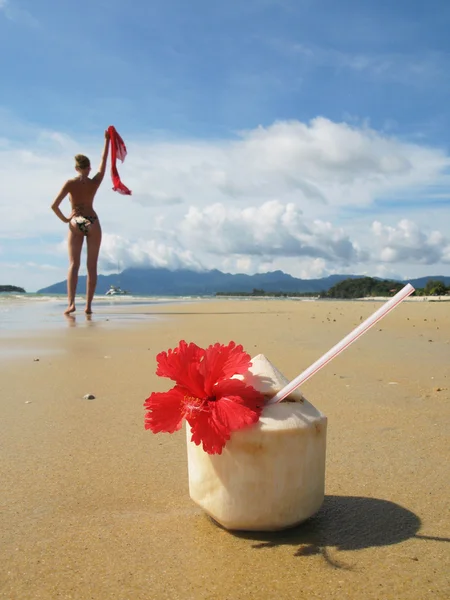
[187,355,327,531]
[233,353,305,402]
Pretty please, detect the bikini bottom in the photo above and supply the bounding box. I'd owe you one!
[72,215,97,235]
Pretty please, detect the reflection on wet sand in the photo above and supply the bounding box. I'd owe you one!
[64,314,76,327]
[64,313,99,328]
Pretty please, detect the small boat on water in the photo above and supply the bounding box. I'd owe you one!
[105,285,129,296]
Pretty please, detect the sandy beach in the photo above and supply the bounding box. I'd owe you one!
[1,298,449,600]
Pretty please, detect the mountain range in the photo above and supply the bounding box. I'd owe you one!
[36,268,450,296]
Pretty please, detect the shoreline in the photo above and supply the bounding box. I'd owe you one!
[1,291,449,339]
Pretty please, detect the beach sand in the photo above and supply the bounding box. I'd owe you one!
[1,299,449,599]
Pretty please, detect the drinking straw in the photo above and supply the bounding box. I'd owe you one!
[267,283,415,405]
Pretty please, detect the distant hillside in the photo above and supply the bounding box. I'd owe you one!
[0,285,26,293]
[36,268,450,296]
[37,268,362,295]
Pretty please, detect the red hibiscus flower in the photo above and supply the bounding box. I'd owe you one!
[144,340,265,454]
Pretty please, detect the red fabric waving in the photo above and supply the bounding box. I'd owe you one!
[107,125,132,195]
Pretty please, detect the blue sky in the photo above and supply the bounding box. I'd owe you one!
[1,0,450,291]
[2,0,450,140]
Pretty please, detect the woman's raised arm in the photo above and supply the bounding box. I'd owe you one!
[93,130,110,184]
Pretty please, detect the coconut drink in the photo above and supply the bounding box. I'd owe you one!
[144,341,327,532]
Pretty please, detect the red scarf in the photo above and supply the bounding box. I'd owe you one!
[108,125,132,195]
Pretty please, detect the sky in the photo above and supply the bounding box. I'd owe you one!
[1,0,450,292]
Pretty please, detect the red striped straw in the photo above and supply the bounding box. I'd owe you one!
[266,283,415,405]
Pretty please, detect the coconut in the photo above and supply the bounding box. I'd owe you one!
[186,355,327,531]
[231,353,305,402]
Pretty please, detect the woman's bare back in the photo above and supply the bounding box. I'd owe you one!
[68,176,101,216]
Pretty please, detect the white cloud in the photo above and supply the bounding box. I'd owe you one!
[1,116,448,233]
[372,220,450,264]
[132,192,184,207]
[1,115,450,289]
[179,200,365,263]
[98,234,205,272]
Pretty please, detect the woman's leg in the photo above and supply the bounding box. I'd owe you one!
[85,221,102,314]
[66,227,84,314]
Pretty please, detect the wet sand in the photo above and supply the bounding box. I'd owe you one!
[1,299,449,599]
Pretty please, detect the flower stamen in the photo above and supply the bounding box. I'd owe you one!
[183,395,206,417]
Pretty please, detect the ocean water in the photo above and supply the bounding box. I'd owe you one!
[0,293,200,336]
[0,292,322,338]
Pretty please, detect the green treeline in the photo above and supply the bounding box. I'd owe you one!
[215,278,450,299]
[322,277,449,299]
[0,285,26,293]
[321,277,403,299]
[215,289,318,298]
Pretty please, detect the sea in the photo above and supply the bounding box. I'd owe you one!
[0,292,320,337]
[0,292,206,337]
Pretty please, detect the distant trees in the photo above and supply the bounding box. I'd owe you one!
[323,277,449,299]
[423,279,448,296]
[0,285,26,293]
[215,277,450,299]
[321,277,403,299]
[215,289,318,297]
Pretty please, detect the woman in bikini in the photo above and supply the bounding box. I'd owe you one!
[51,130,110,315]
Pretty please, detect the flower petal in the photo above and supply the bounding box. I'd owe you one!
[144,387,185,433]
[188,409,230,455]
[214,378,265,412]
[156,340,206,398]
[212,381,263,437]
[212,398,261,434]
[200,341,252,395]
[187,380,264,455]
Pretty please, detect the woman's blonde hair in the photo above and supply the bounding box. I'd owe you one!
[74,154,91,170]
